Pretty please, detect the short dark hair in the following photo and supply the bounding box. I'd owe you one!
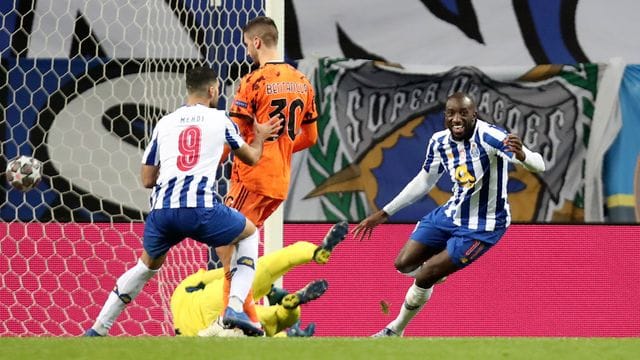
[186,66,218,95]
[242,16,278,47]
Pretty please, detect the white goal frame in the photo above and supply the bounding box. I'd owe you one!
[263,0,285,288]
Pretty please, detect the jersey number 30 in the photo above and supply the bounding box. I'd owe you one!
[269,98,304,140]
[177,125,201,171]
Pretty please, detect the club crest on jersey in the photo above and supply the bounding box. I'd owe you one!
[470,142,480,159]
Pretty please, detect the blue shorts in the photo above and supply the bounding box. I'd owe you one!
[410,208,507,268]
[143,205,246,259]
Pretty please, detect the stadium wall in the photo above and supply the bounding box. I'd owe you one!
[1,223,639,337]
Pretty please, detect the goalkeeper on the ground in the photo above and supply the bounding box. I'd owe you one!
[170,221,348,337]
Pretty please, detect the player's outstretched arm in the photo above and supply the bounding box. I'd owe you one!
[233,116,283,165]
[353,168,437,241]
[503,133,545,173]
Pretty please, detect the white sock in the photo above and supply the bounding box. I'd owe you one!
[228,230,258,310]
[92,259,158,335]
[387,283,433,335]
[228,296,244,312]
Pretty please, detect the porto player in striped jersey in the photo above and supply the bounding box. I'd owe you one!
[353,92,546,337]
[85,66,281,337]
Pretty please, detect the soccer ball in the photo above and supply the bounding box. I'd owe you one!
[5,155,43,191]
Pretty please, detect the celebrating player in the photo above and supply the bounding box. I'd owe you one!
[218,15,319,329]
[171,221,348,337]
[84,66,281,337]
[353,92,546,336]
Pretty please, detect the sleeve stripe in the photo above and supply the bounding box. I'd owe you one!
[143,138,159,165]
[482,132,505,149]
[225,128,241,150]
[423,136,444,174]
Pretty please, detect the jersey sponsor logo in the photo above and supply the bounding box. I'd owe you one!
[234,100,248,108]
[454,164,476,189]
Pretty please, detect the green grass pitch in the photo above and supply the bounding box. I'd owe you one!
[2,337,639,360]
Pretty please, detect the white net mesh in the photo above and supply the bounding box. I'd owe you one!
[0,0,265,336]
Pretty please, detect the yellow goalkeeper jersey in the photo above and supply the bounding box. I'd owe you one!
[170,268,225,336]
[171,241,319,336]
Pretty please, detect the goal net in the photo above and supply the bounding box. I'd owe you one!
[0,0,281,336]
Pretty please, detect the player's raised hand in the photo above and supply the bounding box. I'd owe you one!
[234,116,284,166]
[352,210,389,241]
[503,133,525,161]
[254,115,283,141]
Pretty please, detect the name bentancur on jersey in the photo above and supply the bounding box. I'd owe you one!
[265,82,309,95]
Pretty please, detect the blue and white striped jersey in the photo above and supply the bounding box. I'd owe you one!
[422,119,515,231]
[142,104,245,210]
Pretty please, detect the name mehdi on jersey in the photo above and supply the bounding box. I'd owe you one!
[180,115,205,124]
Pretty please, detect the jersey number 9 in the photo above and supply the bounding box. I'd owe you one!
[177,125,201,171]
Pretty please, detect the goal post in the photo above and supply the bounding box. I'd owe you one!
[263,0,286,288]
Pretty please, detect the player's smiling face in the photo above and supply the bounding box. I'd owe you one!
[445,96,477,141]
